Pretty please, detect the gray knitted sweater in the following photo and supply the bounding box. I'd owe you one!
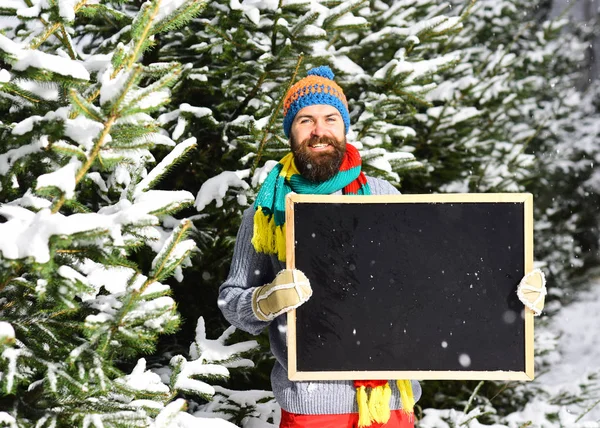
[218,176,422,415]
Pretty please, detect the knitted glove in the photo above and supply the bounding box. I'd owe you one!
[516,268,547,316]
[252,269,312,321]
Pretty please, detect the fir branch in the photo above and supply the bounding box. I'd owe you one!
[392,88,433,108]
[417,78,460,148]
[231,71,267,119]
[441,0,477,55]
[475,22,533,77]
[252,53,304,176]
[122,65,182,114]
[123,0,162,73]
[204,23,245,50]
[29,0,88,50]
[270,0,285,54]
[19,0,71,49]
[51,141,87,161]
[73,114,117,181]
[575,397,600,422]
[290,11,319,39]
[508,120,546,163]
[134,138,196,194]
[460,410,495,426]
[152,0,208,35]
[0,270,23,294]
[51,113,117,213]
[149,220,192,280]
[59,25,77,60]
[78,4,132,23]
[69,89,106,122]
[322,0,367,29]
[462,380,485,415]
[109,66,144,115]
[98,274,178,356]
[1,84,44,105]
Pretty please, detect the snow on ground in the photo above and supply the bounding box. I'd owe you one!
[532,278,600,424]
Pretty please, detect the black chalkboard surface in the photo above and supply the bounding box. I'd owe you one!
[285,194,534,381]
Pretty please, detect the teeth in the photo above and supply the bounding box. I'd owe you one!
[312,143,328,148]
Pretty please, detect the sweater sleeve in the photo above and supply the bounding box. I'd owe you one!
[366,176,401,195]
[218,206,275,335]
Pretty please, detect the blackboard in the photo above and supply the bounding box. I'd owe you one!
[285,193,534,381]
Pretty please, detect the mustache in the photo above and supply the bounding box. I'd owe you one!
[303,135,343,148]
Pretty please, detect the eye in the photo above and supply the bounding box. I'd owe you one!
[299,118,312,124]
[326,116,338,122]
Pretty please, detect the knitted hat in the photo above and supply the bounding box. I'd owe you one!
[282,65,351,138]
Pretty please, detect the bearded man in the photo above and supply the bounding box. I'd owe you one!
[218,66,421,428]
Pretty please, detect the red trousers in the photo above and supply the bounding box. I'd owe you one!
[280,409,414,428]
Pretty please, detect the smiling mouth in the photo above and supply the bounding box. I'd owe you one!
[309,143,331,150]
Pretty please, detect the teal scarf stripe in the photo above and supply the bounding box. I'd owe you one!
[272,179,292,226]
[254,163,370,227]
[355,182,372,196]
[288,166,360,194]
[254,162,284,214]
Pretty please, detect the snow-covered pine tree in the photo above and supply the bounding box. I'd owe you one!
[0,0,259,425]
[526,5,600,292]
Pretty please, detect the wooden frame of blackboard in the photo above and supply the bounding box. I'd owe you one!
[286,193,534,381]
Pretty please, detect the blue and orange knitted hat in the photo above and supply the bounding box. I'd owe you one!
[282,66,351,138]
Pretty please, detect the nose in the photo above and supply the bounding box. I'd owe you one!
[311,120,325,137]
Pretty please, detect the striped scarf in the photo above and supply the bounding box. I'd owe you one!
[252,144,414,427]
[252,143,370,262]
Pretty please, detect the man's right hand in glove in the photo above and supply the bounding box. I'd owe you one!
[251,269,312,321]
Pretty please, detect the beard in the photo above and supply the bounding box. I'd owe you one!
[290,135,346,183]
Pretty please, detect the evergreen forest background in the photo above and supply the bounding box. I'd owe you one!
[1,0,600,426]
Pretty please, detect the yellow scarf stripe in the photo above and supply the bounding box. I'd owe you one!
[279,153,299,181]
[356,386,372,428]
[357,383,395,427]
[275,222,286,261]
[368,384,391,424]
[397,380,415,415]
[252,207,286,261]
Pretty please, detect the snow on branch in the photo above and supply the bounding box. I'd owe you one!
[0,189,195,263]
[190,317,258,365]
[194,170,250,211]
[0,412,17,428]
[132,189,195,215]
[35,157,82,199]
[0,34,89,80]
[171,355,228,397]
[197,386,278,427]
[149,219,196,281]
[116,358,170,395]
[134,137,197,196]
[374,53,460,84]
[0,136,49,176]
[0,322,15,343]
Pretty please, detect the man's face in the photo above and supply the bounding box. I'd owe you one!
[289,104,346,182]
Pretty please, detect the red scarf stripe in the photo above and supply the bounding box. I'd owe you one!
[343,171,368,194]
[341,144,368,195]
[340,143,360,171]
[354,380,388,388]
